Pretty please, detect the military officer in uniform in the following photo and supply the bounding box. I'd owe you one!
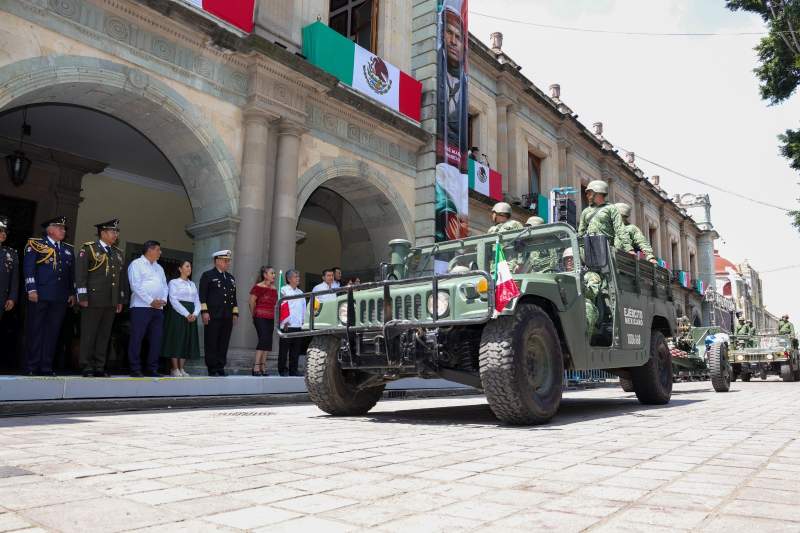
[23,216,75,376]
[487,202,524,234]
[199,250,239,376]
[75,219,127,377]
[778,314,795,337]
[0,216,19,321]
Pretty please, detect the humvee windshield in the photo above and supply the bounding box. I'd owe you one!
[405,226,579,278]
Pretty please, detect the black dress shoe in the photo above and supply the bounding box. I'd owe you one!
[24,371,36,377]
[143,371,162,378]
[130,371,144,377]
[218,371,227,377]
[93,371,110,378]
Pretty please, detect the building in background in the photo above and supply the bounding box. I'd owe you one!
[0,0,724,372]
[715,252,780,333]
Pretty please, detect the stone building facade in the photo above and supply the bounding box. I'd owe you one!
[0,0,716,371]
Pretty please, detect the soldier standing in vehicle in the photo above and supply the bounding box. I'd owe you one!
[778,314,795,337]
[487,202,523,234]
[577,180,632,251]
[0,216,19,321]
[75,219,126,377]
[615,202,656,262]
[518,216,557,273]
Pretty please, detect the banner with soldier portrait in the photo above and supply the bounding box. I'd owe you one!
[434,0,469,242]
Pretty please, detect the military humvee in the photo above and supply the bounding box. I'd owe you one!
[278,223,676,425]
[728,334,800,382]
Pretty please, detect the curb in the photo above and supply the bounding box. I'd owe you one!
[0,387,483,417]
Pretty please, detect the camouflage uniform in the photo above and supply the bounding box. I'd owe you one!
[778,318,795,337]
[577,203,632,251]
[584,271,602,337]
[487,219,524,234]
[624,224,655,261]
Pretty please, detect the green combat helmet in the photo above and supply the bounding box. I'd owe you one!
[586,180,609,195]
[526,216,545,226]
[492,202,512,215]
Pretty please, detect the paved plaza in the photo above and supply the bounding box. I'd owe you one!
[0,380,799,532]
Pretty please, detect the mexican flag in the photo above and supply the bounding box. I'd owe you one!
[494,243,520,313]
[302,22,422,122]
[468,158,502,200]
[182,0,255,33]
[277,270,290,325]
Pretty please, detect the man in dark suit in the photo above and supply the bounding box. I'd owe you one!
[23,216,75,376]
[75,219,127,377]
[199,250,238,376]
[0,216,19,322]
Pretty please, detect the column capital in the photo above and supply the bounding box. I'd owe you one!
[243,105,279,124]
[186,216,240,241]
[277,119,307,137]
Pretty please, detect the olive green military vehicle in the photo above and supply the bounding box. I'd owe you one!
[278,223,676,425]
[728,334,800,382]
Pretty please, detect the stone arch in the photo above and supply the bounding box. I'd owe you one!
[0,55,239,224]
[297,159,413,277]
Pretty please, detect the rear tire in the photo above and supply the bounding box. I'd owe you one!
[305,335,385,415]
[630,330,673,405]
[479,304,564,425]
[780,364,796,382]
[709,343,731,393]
[741,373,751,382]
[760,368,768,380]
[619,377,635,392]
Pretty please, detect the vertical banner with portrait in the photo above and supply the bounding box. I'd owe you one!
[434,0,469,242]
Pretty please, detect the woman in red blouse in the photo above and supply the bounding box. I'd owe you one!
[248,266,277,376]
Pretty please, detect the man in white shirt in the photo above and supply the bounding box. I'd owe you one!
[312,269,337,302]
[332,267,342,289]
[278,269,305,376]
[126,240,168,377]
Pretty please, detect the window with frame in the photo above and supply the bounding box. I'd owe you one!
[467,113,477,154]
[671,240,679,268]
[527,152,542,209]
[648,226,658,255]
[329,0,379,52]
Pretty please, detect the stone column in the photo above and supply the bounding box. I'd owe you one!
[696,230,717,323]
[268,120,305,274]
[556,136,570,188]
[658,205,669,261]
[679,220,690,271]
[506,107,519,197]
[633,182,646,228]
[230,108,277,354]
[495,98,512,192]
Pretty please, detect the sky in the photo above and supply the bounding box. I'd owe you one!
[469,0,800,325]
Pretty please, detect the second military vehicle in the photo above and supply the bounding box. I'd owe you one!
[728,334,800,382]
[278,223,676,425]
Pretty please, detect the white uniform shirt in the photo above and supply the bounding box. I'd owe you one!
[312,281,337,302]
[280,285,305,328]
[128,255,168,308]
[168,278,201,318]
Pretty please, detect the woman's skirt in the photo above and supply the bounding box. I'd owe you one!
[161,301,200,359]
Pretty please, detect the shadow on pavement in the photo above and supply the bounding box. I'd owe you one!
[356,396,705,429]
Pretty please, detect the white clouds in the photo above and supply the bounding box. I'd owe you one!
[470,0,800,321]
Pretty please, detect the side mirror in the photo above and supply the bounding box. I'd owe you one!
[583,235,609,269]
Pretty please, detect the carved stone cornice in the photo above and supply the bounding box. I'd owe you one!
[186,216,240,240]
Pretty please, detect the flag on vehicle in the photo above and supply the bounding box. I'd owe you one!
[493,242,520,313]
[302,22,422,121]
[277,269,290,325]
[468,158,502,200]
[182,0,255,33]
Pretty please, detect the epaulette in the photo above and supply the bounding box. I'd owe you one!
[82,241,95,247]
[63,242,74,248]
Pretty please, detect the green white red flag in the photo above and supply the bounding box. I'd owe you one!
[494,243,520,313]
[468,158,502,200]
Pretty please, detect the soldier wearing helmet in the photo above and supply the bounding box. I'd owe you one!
[487,202,523,234]
[577,180,632,251]
[525,216,545,227]
[778,314,795,337]
[561,248,600,336]
[615,202,656,262]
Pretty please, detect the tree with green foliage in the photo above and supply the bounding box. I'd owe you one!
[726,0,800,229]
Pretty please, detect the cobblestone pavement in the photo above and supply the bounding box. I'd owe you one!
[1,380,800,532]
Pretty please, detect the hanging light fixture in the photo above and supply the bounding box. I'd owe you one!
[5,107,32,186]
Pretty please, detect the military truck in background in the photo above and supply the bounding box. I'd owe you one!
[729,334,800,382]
[278,223,677,425]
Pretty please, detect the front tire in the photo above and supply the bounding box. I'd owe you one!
[709,343,731,393]
[305,335,385,415]
[479,304,564,425]
[619,377,635,392]
[741,372,751,382]
[630,330,673,405]
[780,364,796,382]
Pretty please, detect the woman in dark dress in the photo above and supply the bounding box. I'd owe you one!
[249,265,277,376]
[161,260,201,376]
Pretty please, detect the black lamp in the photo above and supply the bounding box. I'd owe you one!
[5,107,31,186]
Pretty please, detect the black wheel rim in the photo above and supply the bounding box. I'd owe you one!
[656,341,671,390]
[523,325,553,395]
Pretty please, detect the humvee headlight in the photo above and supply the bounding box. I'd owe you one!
[338,302,348,325]
[766,353,773,360]
[737,354,744,362]
[427,291,450,318]
[476,278,489,294]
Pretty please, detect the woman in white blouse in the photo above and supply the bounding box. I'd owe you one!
[161,260,201,377]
